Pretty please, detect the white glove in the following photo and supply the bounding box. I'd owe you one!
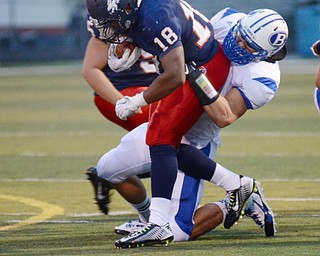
[115,92,148,120]
[108,43,142,73]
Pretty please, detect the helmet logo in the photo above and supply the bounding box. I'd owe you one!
[199,66,207,75]
[269,32,287,47]
[107,0,120,13]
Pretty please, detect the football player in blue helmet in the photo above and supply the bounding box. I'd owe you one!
[86,0,288,249]
[222,9,288,65]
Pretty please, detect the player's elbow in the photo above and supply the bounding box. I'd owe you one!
[164,72,186,91]
[81,64,92,81]
[214,117,233,128]
[172,75,186,89]
[216,120,232,128]
[172,68,186,88]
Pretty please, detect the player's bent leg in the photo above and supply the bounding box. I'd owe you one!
[169,143,217,241]
[97,123,151,183]
[94,123,152,219]
[112,176,150,223]
[190,201,226,240]
[169,171,204,241]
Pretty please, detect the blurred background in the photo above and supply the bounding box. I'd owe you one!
[0,0,319,64]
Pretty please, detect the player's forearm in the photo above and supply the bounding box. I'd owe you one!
[142,71,185,103]
[203,96,238,128]
[142,45,186,103]
[83,68,123,104]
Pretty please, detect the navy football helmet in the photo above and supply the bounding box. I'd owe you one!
[86,0,139,43]
[223,9,288,65]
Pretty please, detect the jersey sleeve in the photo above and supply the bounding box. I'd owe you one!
[231,62,280,110]
[134,2,183,60]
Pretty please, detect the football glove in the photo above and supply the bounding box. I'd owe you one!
[115,92,147,120]
[108,43,142,73]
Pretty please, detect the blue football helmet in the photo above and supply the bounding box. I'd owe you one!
[223,9,288,65]
[86,0,139,43]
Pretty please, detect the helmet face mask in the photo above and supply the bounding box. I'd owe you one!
[91,17,128,43]
[86,0,138,44]
[223,9,288,65]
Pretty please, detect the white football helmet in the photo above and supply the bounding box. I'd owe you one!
[223,9,289,65]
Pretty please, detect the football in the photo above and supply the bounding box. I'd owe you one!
[115,41,135,58]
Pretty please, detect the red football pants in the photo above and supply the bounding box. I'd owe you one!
[146,45,231,148]
[94,86,150,131]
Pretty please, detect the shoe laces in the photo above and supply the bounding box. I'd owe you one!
[225,191,237,211]
[245,199,266,228]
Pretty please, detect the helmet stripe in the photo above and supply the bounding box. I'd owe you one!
[253,18,284,34]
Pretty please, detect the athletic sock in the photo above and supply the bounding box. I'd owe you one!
[149,197,171,226]
[214,200,228,222]
[131,196,151,223]
[177,144,240,191]
[210,163,240,191]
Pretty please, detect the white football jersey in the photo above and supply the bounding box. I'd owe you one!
[184,8,281,149]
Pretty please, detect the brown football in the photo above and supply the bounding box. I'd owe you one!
[115,41,135,58]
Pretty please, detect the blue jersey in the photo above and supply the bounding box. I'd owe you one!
[131,0,219,66]
[87,15,158,90]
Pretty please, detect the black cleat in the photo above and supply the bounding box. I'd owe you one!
[86,166,113,215]
[224,175,256,229]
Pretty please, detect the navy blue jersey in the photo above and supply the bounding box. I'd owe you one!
[87,15,158,90]
[131,0,219,66]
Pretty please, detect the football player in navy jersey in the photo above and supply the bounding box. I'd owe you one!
[311,40,320,113]
[86,0,288,248]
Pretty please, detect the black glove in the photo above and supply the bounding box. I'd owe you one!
[186,62,219,106]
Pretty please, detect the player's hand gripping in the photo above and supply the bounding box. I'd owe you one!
[108,43,142,73]
[115,92,147,120]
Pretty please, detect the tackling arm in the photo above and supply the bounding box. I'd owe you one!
[82,37,124,104]
[203,88,247,128]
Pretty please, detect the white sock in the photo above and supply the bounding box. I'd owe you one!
[130,196,150,223]
[213,201,227,222]
[210,163,240,191]
[149,197,171,226]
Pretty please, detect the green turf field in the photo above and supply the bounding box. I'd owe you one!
[0,64,319,255]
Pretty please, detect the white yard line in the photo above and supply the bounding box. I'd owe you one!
[0,131,319,137]
[1,178,320,182]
